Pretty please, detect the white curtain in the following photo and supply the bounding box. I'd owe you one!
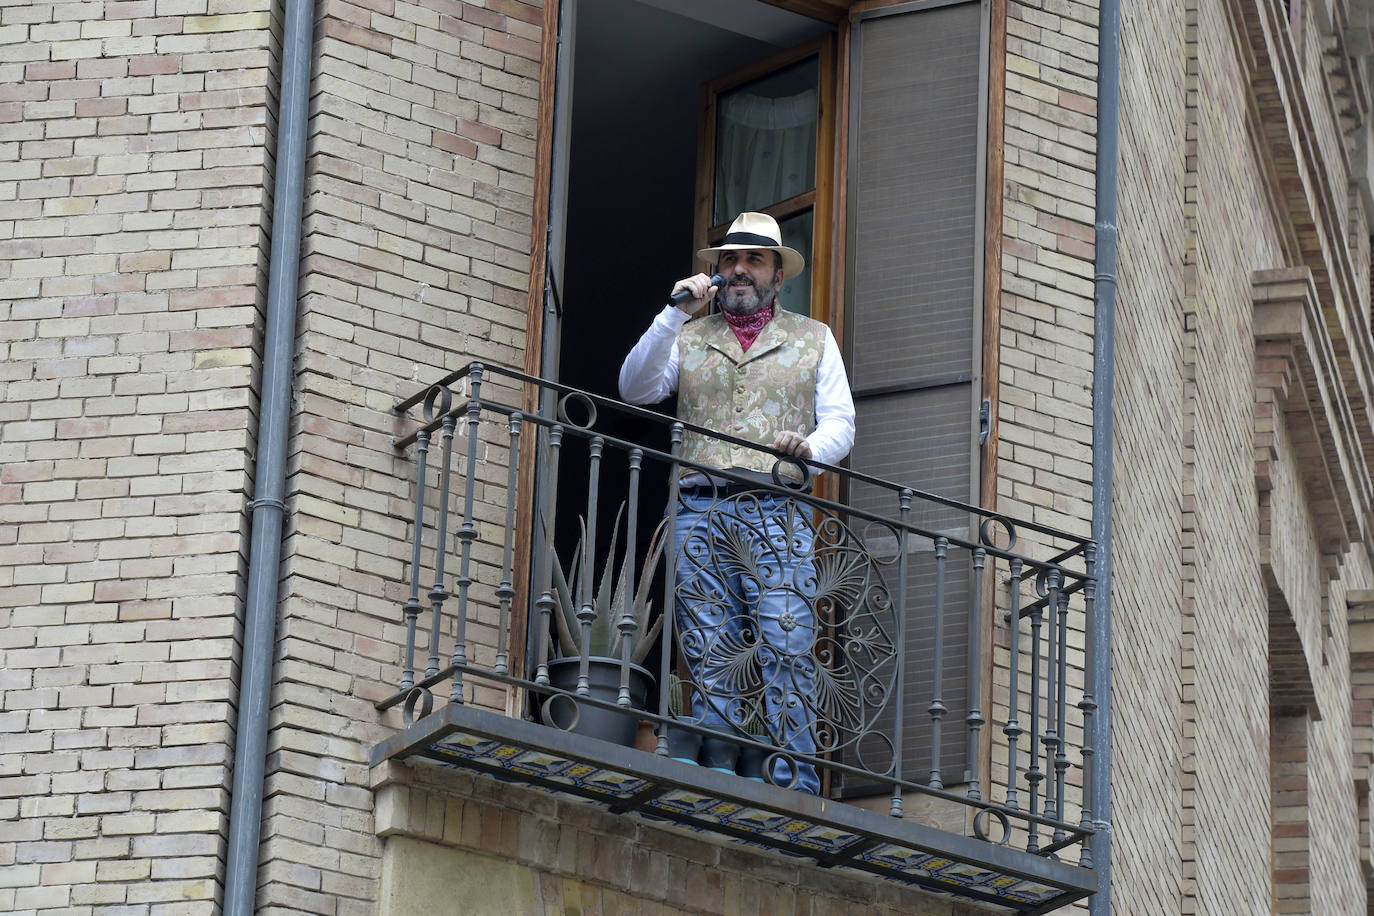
[715,88,817,220]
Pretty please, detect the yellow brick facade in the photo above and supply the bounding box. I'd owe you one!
[1,0,274,909]
[5,0,1374,913]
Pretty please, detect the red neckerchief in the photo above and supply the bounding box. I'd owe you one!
[723,304,774,351]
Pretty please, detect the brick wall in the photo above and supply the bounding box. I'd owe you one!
[1308,557,1368,911]
[255,0,543,910]
[1109,0,1374,911]
[1181,0,1275,907]
[1108,0,1189,903]
[0,0,276,909]
[988,0,1102,860]
[370,759,993,916]
[7,0,1374,912]
[996,0,1099,544]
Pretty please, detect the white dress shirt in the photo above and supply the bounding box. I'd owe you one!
[619,305,856,466]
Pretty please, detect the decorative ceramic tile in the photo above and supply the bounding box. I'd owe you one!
[431,731,650,798]
[1000,879,1061,904]
[507,750,576,776]
[792,824,861,852]
[929,861,1059,903]
[930,860,1003,886]
[727,807,794,830]
[859,844,950,873]
[653,789,720,814]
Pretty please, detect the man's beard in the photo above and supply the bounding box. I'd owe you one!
[719,273,779,316]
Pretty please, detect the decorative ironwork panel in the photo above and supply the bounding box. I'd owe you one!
[378,361,1103,895]
[672,492,899,769]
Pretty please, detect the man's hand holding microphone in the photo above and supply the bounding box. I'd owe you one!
[667,272,725,316]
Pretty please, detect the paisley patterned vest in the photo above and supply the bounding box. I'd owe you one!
[676,309,827,479]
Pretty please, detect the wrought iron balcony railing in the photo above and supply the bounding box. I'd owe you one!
[372,362,1101,911]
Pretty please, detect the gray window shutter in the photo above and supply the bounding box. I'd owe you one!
[842,0,986,794]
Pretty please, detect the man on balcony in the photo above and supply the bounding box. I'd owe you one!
[619,211,856,795]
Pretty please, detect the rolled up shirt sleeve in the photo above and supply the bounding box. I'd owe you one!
[805,327,856,466]
[619,305,688,405]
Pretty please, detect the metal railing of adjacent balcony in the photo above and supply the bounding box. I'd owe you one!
[374,361,1101,883]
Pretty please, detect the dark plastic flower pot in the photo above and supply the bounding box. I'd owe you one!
[664,718,703,764]
[699,728,740,773]
[542,657,654,747]
[736,742,769,781]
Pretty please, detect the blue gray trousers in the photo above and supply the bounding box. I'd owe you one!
[672,490,820,794]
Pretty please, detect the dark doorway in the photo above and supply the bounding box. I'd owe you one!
[539,0,986,795]
[552,0,832,571]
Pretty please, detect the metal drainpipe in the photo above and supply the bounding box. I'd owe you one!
[1088,0,1121,909]
[222,0,315,910]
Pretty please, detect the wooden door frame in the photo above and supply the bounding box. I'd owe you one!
[520,0,1008,761]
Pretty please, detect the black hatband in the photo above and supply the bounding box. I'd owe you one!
[719,231,781,248]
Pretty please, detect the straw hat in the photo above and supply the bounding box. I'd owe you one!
[697,211,805,278]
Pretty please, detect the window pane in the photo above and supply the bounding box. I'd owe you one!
[714,56,819,223]
[777,209,812,316]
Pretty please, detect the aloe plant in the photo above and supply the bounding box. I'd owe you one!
[549,503,668,667]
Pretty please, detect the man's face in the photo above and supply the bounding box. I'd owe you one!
[717,249,783,316]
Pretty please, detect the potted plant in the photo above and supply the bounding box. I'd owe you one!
[697,696,746,774]
[699,724,741,774]
[663,674,703,764]
[541,505,667,746]
[735,706,771,782]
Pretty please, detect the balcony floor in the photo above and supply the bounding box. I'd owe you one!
[373,705,1096,914]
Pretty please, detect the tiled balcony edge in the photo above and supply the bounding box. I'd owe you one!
[372,703,1097,912]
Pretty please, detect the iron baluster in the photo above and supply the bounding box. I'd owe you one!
[576,435,603,696]
[427,408,457,679]
[965,546,986,801]
[928,536,949,790]
[400,424,430,691]
[618,447,642,707]
[1053,586,1071,845]
[1003,558,1024,811]
[1078,544,1098,868]
[1040,571,1062,833]
[1026,572,1046,854]
[493,413,521,676]
[450,364,484,702]
[533,425,564,687]
[891,489,912,819]
[656,423,683,758]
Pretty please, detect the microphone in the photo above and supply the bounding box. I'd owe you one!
[668,273,726,307]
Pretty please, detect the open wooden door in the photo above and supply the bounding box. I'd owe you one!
[841,0,991,794]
